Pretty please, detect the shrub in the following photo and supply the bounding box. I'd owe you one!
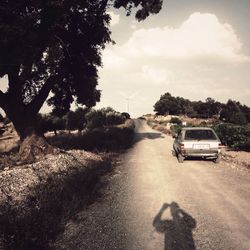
[170,117,182,124]
[86,108,127,129]
[121,112,130,119]
[86,110,106,129]
[37,114,66,135]
[106,111,125,126]
[213,123,250,151]
[170,124,183,135]
[48,119,135,151]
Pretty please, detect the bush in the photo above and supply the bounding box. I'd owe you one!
[170,117,182,124]
[213,123,250,151]
[170,124,183,135]
[48,119,135,151]
[121,112,130,119]
[86,110,106,129]
[86,108,127,129]
[37,114,66,134]
[106,111,125,126]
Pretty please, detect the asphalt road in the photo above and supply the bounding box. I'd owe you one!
[54,119,250,250]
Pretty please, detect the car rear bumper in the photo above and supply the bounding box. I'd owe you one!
[183,149,220,158]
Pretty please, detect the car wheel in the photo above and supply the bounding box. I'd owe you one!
[178,153,185,163]
[214,155,221,164]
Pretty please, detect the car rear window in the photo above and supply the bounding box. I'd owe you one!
[184,130,217,140]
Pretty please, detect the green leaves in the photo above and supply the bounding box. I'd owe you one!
[114,0,163,20]
[213,123,250,151]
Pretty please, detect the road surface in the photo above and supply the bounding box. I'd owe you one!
[54,119,250,250]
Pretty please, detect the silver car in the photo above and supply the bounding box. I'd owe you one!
[173,127,222,163]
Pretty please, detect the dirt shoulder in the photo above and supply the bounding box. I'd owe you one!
[221,149,250,170]
[0,150,112,249]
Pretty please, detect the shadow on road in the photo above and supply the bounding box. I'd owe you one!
[153,202,196,250]
[134,132,164,143]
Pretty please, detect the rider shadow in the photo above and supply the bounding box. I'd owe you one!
[153,202,196,250]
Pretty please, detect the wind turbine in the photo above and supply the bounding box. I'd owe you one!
[119,91,139,114]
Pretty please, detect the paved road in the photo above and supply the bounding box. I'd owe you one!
[54,120,250,250]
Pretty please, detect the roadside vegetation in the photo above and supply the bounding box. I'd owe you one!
[0,107,133,168]
[154,92,250,124]
[150,93,250,152]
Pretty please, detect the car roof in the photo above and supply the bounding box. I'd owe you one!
[181,127,213,131]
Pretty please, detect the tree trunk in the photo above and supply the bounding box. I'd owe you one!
[0,73,57,163]
[18,133,56,163]
[8,111,56,163]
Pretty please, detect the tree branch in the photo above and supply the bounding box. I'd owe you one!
[26,76,57,115]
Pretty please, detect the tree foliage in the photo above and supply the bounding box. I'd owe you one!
[154,92,250,124]
[85,107,127,128]
[37,107,128,134]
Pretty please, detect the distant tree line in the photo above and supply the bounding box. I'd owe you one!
[154,93,250,124]
[36,107,130,135]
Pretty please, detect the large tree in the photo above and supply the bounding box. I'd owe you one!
[0,0,162,159]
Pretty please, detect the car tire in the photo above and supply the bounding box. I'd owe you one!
[214,155,221,164]
[178,153,185,163]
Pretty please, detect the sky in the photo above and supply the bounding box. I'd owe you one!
[97,0,250,117]
[0,0,250,117]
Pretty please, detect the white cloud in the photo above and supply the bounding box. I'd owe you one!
[107,11,120,27]
[130,20,137,30]
[141,66,172,85]
[102,48,126,69]
[111,12,249,63]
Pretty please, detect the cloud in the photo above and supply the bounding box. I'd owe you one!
[107,12,249,63]
[141,66,173,85]
[130,20,137,30]
[107,11,120,27]
[102,49,126,69]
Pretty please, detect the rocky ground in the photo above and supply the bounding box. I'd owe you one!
[222,149,250,170]
[0,149,112,249]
